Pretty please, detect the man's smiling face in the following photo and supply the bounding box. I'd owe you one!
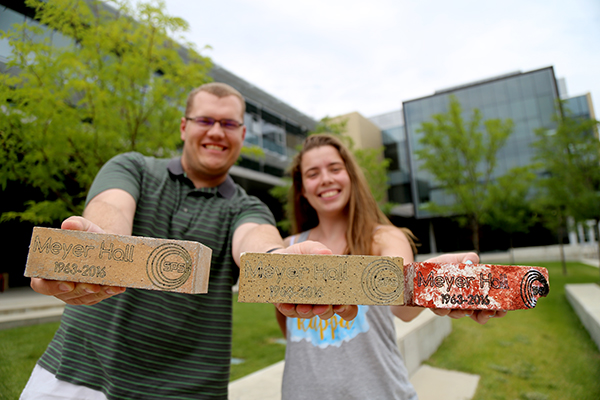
[180,91,246,186]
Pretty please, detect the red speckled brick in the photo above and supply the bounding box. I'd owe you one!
[404,262,549,310]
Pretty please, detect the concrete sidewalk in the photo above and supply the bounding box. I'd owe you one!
[0,286,65,330]
[229,361,480,400]
[566,283,600,351]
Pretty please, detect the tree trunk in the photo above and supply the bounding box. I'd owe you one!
[595,219,600,281]
[558,225,567,276]
[471,216,480,255]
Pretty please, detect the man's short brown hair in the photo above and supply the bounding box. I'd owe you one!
[185,82,246,119]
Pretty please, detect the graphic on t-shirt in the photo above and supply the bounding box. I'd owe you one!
[288,305,370,348]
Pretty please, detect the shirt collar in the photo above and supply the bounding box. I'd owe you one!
[167,157,236,199]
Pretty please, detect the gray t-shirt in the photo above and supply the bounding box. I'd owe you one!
[282,232,418,400]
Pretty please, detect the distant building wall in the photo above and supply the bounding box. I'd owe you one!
[403,66,561,220]
[331,111,383,150]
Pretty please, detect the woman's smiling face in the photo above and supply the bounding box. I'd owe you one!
[300,145,352,217]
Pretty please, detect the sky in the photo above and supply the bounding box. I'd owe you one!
[162,0,600,122]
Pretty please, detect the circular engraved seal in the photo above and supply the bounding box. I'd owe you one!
[146,243,193,290]
[361,259,403,304]
[519,269,549,309]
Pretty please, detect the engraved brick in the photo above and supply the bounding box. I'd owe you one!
[24,227,212,294]
[238,253,405,305]
[404,262,550,310]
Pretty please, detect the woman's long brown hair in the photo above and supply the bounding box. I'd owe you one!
[288,134,416,256]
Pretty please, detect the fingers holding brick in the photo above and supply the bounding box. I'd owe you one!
[275,303,305,319]
[424,252,479,265]
[431,307,505,324]
[275,303,358,321]
[276,303,325,319]
[313,305,335,320]
[282,240,333,256]
[30,277,72,297]
[59,283,126,305]
[30,277,125,305]
[431,308,473,319]
[470,309,508,325]
[333,305,358,321]
[61,216,105,234]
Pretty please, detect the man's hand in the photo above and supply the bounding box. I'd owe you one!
[425,252,508,325]
[271,240,359,322]
[29,216,126,306]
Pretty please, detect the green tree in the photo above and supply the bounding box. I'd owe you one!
[0,0,212,224]
[415,96,514,253]
[533,184,570,274]
[482,166,538,263]
[533,104,600,276]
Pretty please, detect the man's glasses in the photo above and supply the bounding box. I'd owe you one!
[185,116,244,130]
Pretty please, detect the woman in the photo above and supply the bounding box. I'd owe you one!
[276,134,503,399]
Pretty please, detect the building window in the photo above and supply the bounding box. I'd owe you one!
[261,109,285,155]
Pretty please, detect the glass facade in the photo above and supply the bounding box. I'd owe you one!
[240,102,310,177]
[0,7,23,61]
[370,110,413,204]
[402,67,560,219]
[0,6,74,62]
[565,94,593,120]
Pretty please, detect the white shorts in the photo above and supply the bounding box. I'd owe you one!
[20,365,107,400]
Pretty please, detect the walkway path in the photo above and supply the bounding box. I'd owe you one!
[228,361,480,400]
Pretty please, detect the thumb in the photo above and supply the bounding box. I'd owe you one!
[61,216,105,234]
[294,240,333,255]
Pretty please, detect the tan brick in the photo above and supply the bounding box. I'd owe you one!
[24,227,212,294]
[238,253,405,305]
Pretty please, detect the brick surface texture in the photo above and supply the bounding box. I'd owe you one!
[238,254,549,310]
[238,253,406,305]
[405,262,550,310]
[25,227,212,294]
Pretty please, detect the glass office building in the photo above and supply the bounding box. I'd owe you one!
[371,67,597,252]
[370,110,413,209]
[403,67,560,220]
[565,93,596,121]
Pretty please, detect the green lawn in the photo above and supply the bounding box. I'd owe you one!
[230,299,287,381]
[1,261,599,400]
[0,295,285,399]
[427,261,600,400]
[0,320,60,399]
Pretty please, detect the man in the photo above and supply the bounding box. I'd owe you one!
[22,82,354,399]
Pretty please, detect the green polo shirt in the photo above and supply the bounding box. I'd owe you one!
[38,152,276,399]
